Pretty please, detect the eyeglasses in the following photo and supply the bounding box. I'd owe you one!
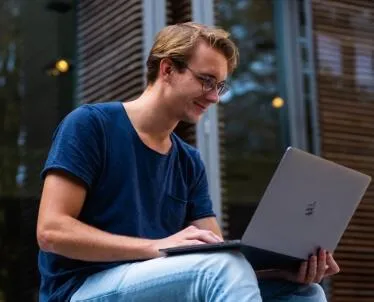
[184,65,229,97]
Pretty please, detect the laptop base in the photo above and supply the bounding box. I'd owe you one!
[160,241,303,271]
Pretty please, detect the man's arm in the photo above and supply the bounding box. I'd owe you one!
[37,171,221,262]
[37,171,157,261]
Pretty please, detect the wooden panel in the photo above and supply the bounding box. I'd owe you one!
[312,0,374,301]
[76,0,144,104]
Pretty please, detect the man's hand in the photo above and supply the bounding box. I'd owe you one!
[282,249,340,284]
[150,226,223,257]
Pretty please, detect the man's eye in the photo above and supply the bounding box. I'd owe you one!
[204,78,215,87]
[198,76,209,82]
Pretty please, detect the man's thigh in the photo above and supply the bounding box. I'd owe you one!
[70,251,260,302]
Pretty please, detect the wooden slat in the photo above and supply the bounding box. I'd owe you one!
[346,223,374,232]
[322,124,374,139]
[313,11,374,33]
[322,111,374,126]
[340,231,374,241]
[333,274,374,282]
[318,82,374,98]
[313,0,374,8]
[332,289,374,296]
[323,152,374,165]
[319,99,374,115]
[319,91,374,104]
[322,140,374,156]
[333,283,374,291]
[335,0,374,8]
[332,299,374,302]
[337,262,374,273]
[334,253,374,262]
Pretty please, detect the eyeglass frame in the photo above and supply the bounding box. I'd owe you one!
[170,59,229,97]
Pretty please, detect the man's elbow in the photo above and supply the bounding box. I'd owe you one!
[37,222,59,253]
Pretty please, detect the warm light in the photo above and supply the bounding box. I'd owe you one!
[272,97,284,108]
[55,59,69,73]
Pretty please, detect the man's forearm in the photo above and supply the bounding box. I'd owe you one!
[37,215,157,262]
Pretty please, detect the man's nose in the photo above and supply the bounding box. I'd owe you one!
[204,89,219,104]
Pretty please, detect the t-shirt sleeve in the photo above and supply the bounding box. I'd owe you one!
[186,152,216,222]
[41,105,103,189]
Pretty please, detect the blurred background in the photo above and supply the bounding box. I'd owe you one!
[0,0,373,301]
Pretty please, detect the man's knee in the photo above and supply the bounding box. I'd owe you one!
[298,283,327,301]
[193,252,261,301]
[310,283,327,299]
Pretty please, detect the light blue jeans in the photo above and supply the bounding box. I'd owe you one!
[70,252,327,302]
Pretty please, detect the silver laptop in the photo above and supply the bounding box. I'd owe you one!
[160,147,371,270]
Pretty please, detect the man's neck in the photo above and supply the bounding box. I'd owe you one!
[123,86,179,153]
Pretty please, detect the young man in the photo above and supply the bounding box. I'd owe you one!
[37,22,339,302]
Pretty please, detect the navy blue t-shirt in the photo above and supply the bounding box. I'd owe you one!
[38,101,215,302]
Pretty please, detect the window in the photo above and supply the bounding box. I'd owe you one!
[216,0,289,238]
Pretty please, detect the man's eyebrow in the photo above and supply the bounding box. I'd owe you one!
[200,73,226,83]
[197,71,216,79]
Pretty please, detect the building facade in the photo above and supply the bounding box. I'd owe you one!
[0,0,373,301]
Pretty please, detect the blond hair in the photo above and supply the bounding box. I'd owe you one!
[146,22,239,84]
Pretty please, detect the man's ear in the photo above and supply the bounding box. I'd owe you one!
[159,58,174,81]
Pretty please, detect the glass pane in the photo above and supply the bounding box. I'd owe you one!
[0,0,75,300]
[216,0,289,239]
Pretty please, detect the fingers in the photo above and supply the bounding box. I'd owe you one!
[184,226,222,243]
[212,232,224,242]
[325,252,340,277]
[296,261,308,283]
[184,239,206,246]
[305,255,317,283]
[281,249,340,285]
[190,230,222,243]
[304,249,338,284]
[314,249,327,283]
